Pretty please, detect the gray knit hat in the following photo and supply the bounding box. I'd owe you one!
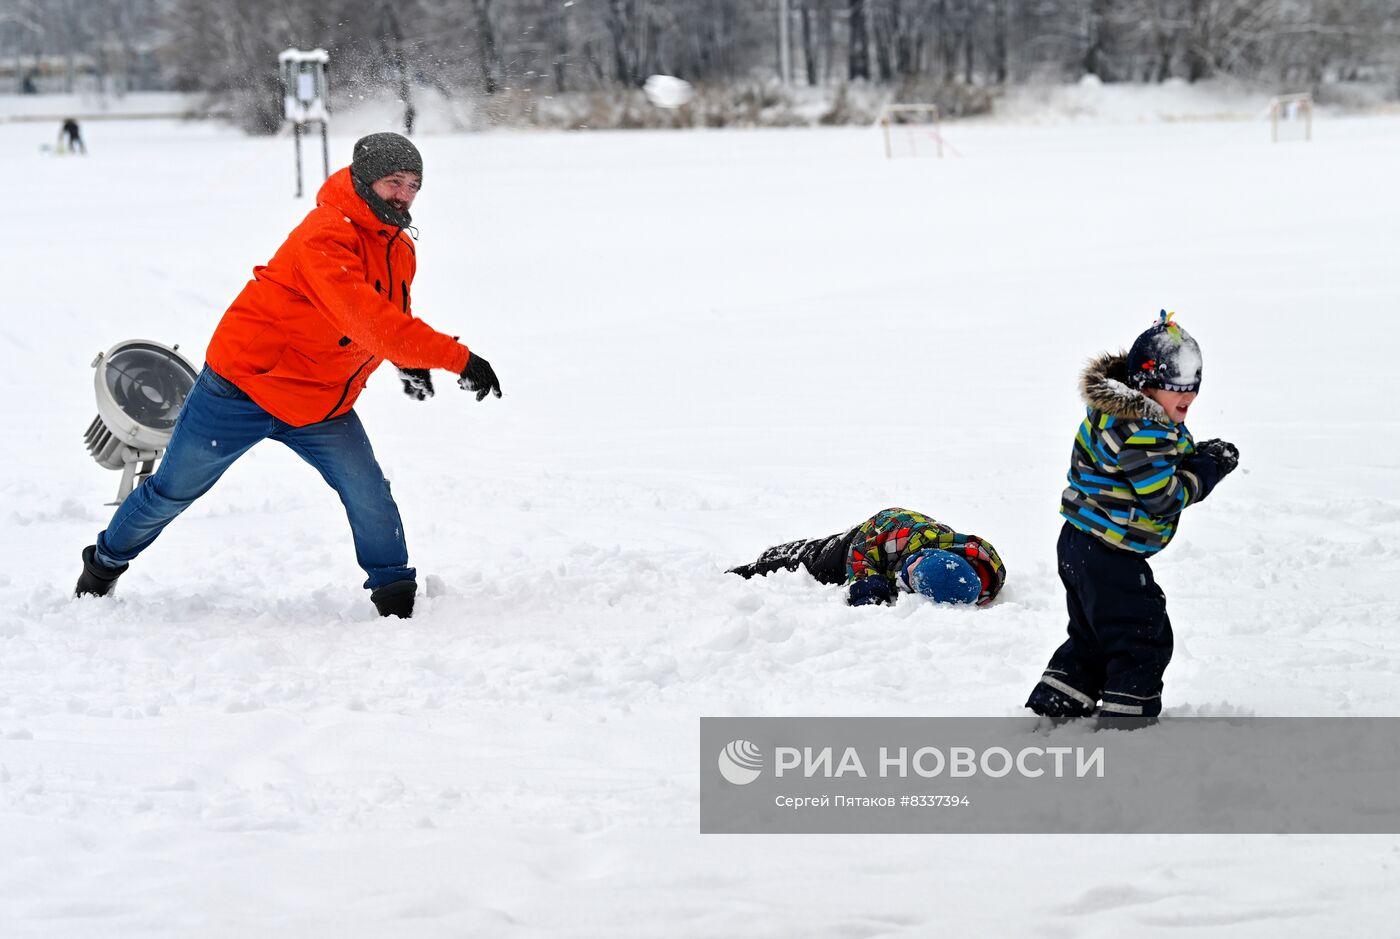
[351,132,422,186]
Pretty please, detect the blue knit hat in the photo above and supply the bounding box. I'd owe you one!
[899,549,982,605]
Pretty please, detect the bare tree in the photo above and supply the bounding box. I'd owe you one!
[849,0,870,79]
[1083,0,1115,80]
[472,0,502,94]
[11,0,1400,126]
[1144,0,1174,82]
[377,2,415,132]
[990,0,1013,84]
[799,0,819,85]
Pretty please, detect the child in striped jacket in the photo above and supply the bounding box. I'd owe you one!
[1026,312,1239,727]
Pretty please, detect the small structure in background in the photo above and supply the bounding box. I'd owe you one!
[1269,93,1313,143]
[279,48,330,197]
[878,104,943,159]
[84,340,198,504]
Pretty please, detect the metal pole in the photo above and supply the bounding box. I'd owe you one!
[294,121,304,198]
[320,120,330,180]
[779,0,791,86]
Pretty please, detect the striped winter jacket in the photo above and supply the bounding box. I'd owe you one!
[1060,352,1211,555]
[847,508,1007,605]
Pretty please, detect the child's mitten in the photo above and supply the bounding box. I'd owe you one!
[1195,438,1240,476]
[847,577,895,607]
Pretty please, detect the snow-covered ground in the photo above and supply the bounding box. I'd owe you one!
[3,99,1399,936]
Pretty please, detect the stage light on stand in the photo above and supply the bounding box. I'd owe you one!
[84,339,198,505]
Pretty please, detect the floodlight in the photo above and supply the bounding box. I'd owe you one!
[279,47,330,124]
[279,48,331,198]
[84,339,198,504]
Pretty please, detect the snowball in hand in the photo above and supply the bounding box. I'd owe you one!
[643,75,695,109]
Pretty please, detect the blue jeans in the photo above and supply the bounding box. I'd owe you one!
[94,366,414,590]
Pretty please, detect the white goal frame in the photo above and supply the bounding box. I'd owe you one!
[878,104,943,159]
[1268,93,1312,144]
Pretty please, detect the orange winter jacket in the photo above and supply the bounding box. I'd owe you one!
[205,167,471,426]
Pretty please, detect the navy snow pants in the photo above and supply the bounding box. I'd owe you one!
[1026,522,1173,719]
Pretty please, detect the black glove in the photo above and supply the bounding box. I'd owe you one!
[1195,438,1240,476]
[458,353,502,402]
[398,368,434,401]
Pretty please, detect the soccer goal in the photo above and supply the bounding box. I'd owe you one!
[1268,93,1313,143]
[878,104,943,159]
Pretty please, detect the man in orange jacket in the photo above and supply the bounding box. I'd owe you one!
[76,132,501,617]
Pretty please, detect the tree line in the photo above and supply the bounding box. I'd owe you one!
[4,1,1398,128]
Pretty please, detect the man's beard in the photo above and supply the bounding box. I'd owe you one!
[352,172,413,228]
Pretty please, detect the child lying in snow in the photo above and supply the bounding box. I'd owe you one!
[729,507,1005,607]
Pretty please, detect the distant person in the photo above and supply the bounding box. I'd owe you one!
[75,132,503,618]
[729,507,1006,607]
[59,117,85,155]
[1025,311,1239,728]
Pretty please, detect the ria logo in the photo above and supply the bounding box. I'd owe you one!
[718,740,763,785]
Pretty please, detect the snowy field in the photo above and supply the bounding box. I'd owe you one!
[3,102,1400,936]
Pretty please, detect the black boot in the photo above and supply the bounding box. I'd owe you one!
[1095,712,1160,732]
[371,580,416,618]
[1025,680,1096,721]
[75,545,128,598]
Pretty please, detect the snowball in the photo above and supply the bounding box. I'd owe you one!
[643,75,695,109]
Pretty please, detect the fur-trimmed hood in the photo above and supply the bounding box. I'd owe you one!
[1079,352,1170,424]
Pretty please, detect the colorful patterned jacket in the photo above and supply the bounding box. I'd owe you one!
[1060,352,1214,554]
[846,508,1006,605]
